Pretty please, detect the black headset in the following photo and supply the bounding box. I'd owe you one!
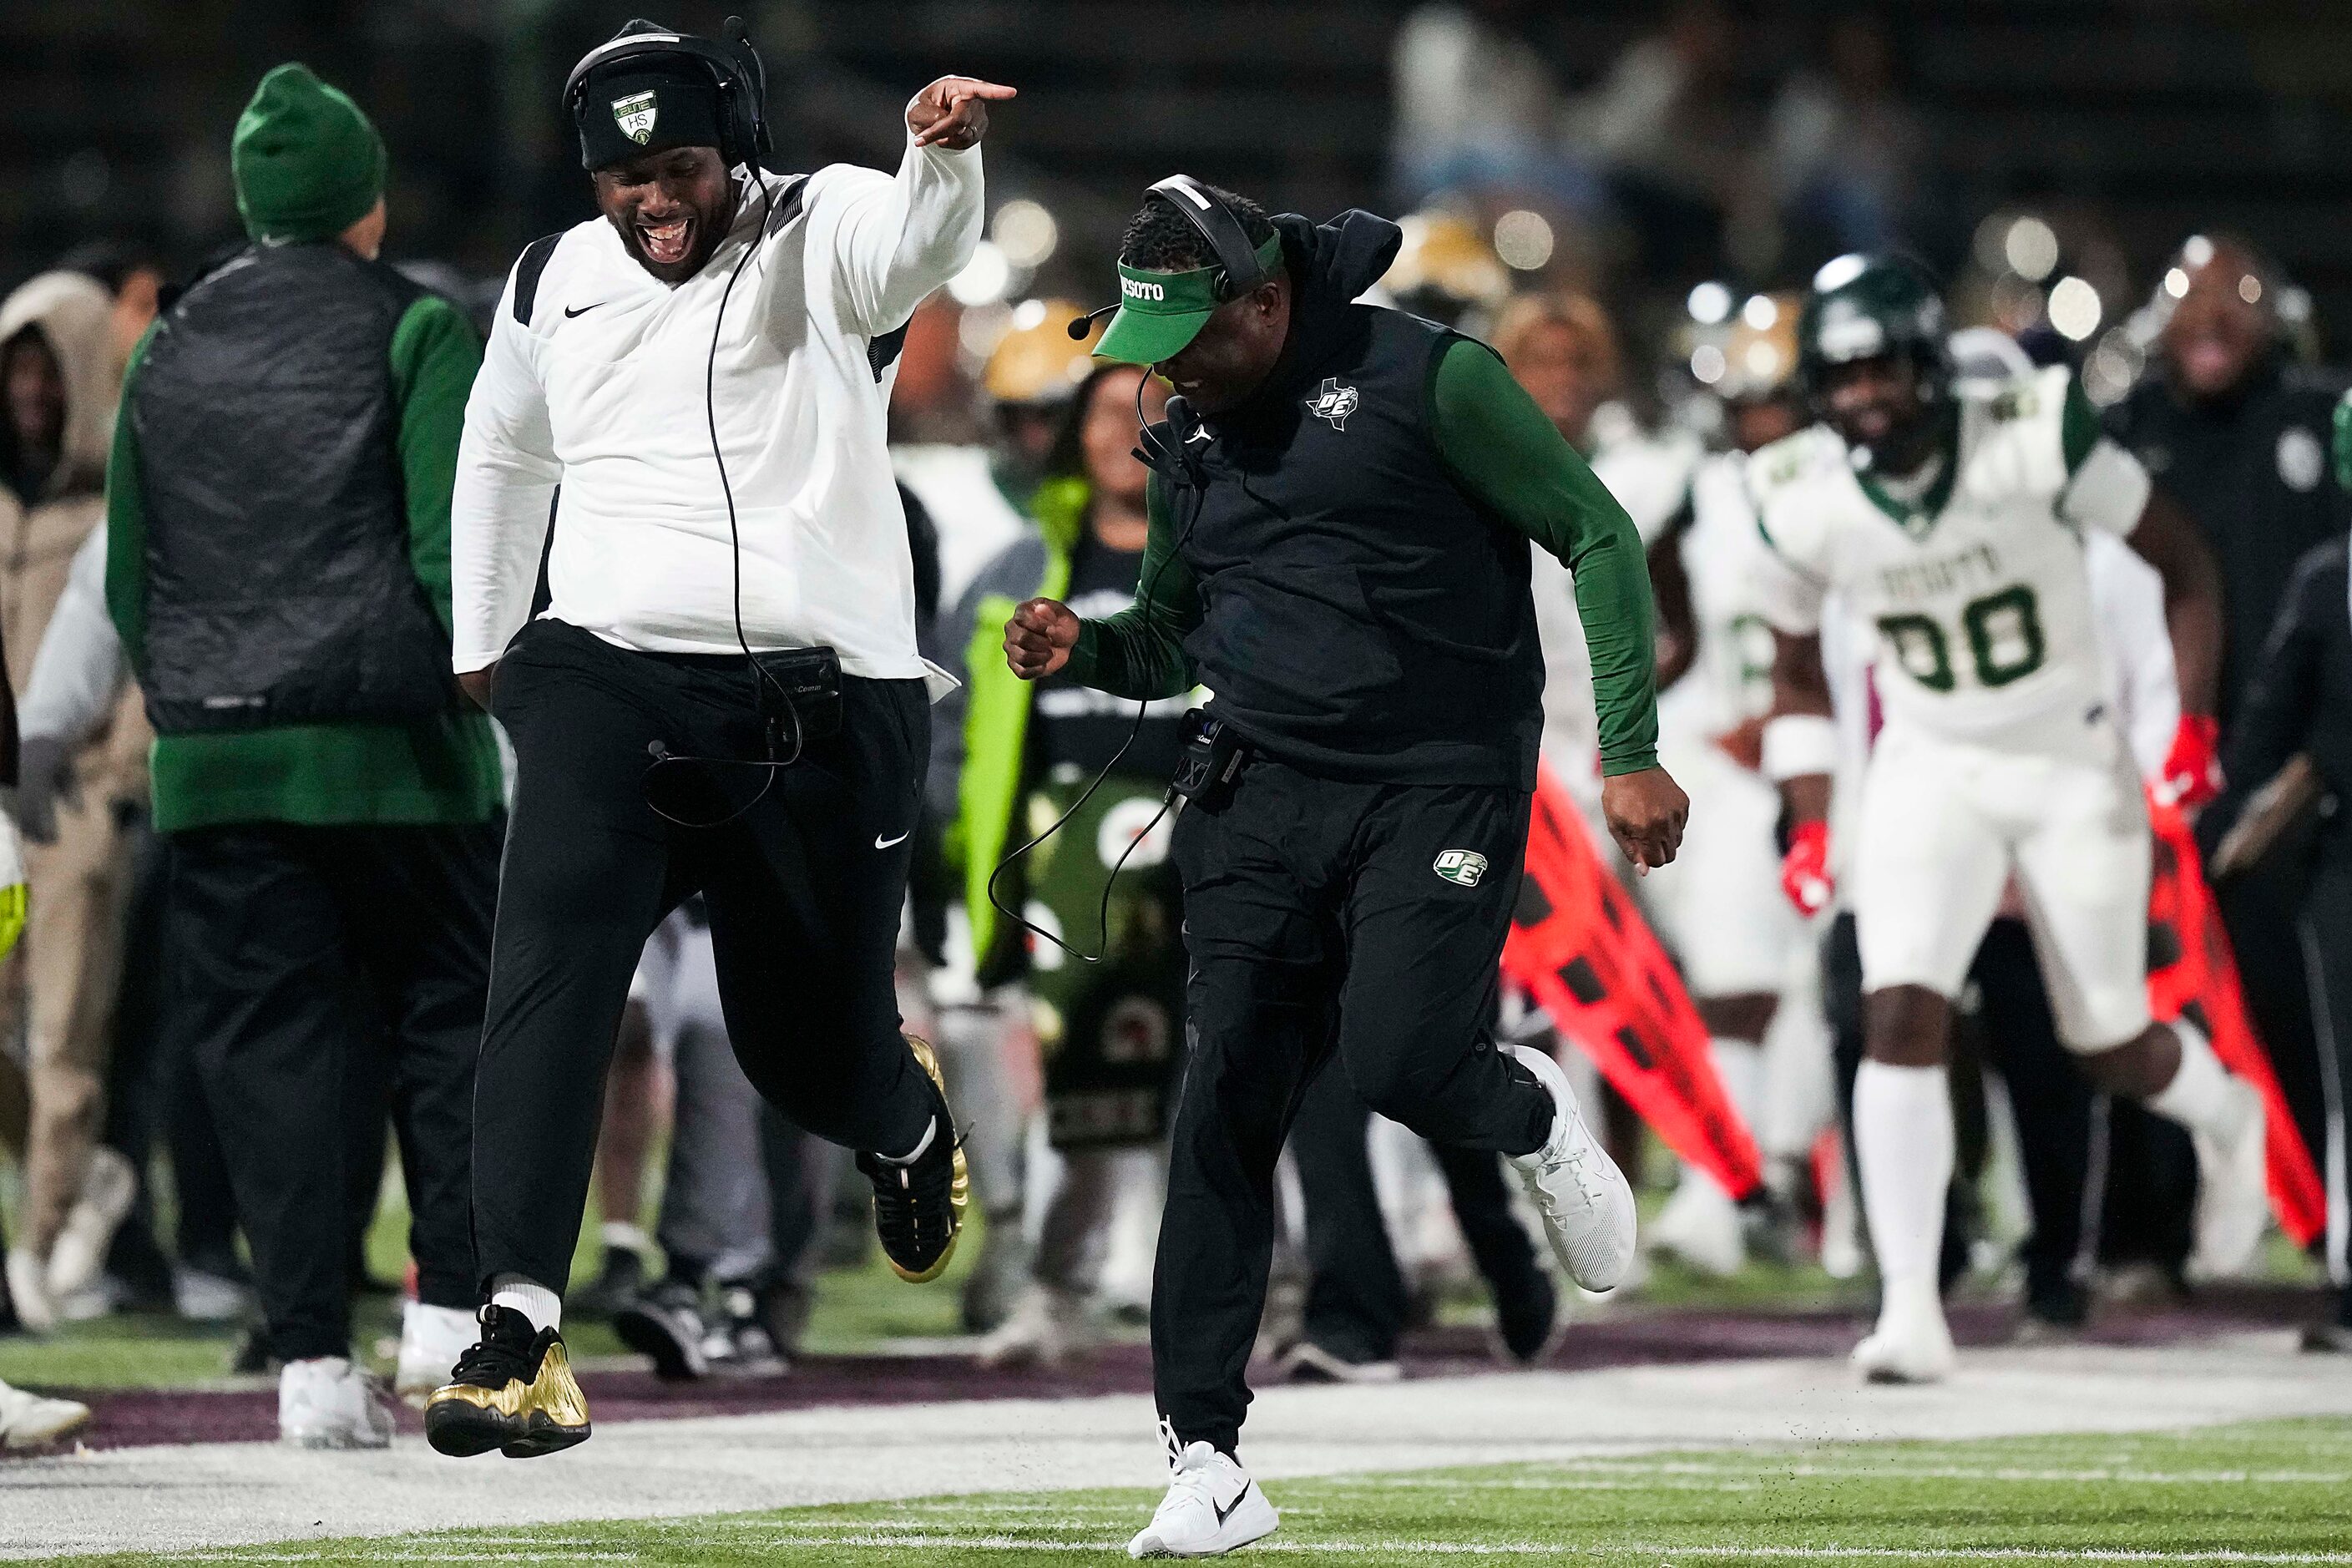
[1147,175,1273,296]
[563,18,773,171]
[1067,175,1277,341]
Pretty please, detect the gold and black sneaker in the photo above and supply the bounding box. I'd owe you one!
[857,1034,969,1283]
[422,1304,591,1459]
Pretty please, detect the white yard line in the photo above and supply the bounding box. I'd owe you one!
[3,1336,2348,1560]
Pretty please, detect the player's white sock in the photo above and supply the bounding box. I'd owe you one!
[1710,1036,1765,1132]
[1697,1036,1765,1208]
[1852,1061,1954,1301]
[599,1219,651,1256]
[490,1275,562,1333]
[2145,1019,2235,1139]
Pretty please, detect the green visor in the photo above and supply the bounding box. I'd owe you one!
[1095,233,1283,365]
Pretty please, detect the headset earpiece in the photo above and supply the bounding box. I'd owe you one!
[721,16,773,170]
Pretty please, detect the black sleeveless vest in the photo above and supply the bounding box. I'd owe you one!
[1159,304,1544,789]
[130,243,457,733]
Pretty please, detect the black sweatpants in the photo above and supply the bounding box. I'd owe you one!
[1965,919,2098,1309]
[1156,756,1552,1454]
[473,619,937,1292]
[1290,1061,1549,1363]
[104,824,240,1288]
[2217,854,2329,1215]
[2299,846,2352,1320]
[171,819,496,1361]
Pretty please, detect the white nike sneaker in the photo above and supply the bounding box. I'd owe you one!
[1648,1168,1746,1278]
[1852,1284,1956,1385]
[1128,1431,1278,1559]
[45,1145,139,1302]
[0,1379,91,1450]
[2188,1079,2270,1281]
[6,1247,56,1333]
[1505,1043,1637,1292]
[280,1356,395,1449]
[395,1301,480,1404]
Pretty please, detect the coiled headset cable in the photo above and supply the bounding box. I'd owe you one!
[984,377,1205,964]
[645,167,799,828]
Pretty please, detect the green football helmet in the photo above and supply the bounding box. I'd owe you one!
[1796,253,1951,407]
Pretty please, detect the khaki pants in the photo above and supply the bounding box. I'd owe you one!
[8,785,137,1260]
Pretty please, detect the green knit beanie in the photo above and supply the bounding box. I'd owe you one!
[232,63,387,244]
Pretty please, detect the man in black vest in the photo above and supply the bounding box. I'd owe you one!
[105,64,502,1447]
[1005,184,1686,1556]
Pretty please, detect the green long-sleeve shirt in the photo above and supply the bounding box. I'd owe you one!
[107,291,503,833]
[1067,336,1659,776]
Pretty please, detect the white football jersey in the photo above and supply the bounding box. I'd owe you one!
[1530,416,1702,807]
[1659,450,1782,746]
[1749,366,2152,756]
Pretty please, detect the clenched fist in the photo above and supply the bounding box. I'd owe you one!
[1004,597,1080,680]
[1601,766,1688,874]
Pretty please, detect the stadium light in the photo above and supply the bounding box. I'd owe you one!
[992,200,1059,268]
[2003,216,2060,283]
[1689,343,1726,384]
[1687,281,1734,325]
[948,240,1014,306]
[1493,210,1555,271]
[2047,276,2102,341]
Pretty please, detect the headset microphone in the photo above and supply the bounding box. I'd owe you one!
[1159,395,1203,483]
[1067,303,1118,341]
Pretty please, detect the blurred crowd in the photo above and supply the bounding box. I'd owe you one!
[3,7,2352,1449]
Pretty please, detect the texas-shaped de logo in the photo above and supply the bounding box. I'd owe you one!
[1305,377,1358,431]
[1433,848,1487,888]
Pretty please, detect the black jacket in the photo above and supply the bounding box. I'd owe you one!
[2106,355,2351,731]
[2225,536,2352,864]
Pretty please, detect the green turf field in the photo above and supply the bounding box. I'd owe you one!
[43,1416,2352,1565]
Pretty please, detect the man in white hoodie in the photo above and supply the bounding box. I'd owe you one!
[429,19,1009,1459]
[0,270,144,1334]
